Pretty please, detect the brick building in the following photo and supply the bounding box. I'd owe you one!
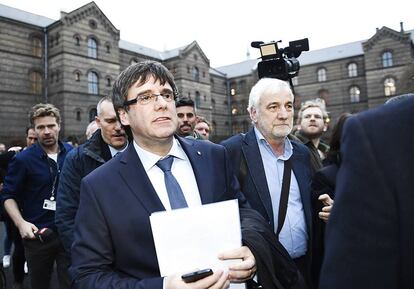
[0,2,413,145]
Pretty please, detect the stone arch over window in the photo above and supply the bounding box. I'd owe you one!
[87,36,98,58]
[212,121,217,136]
[88,71,99,94]
[29,70,42,94]
[349,85,360,103]
[74,108,82,121]
[192,66,200,82]
[73,34,82,46]
[105,75,112,87]
[347,62,358,77]
[383,77,396,96]
[105,42,111,53]
[89,108,97,122]
[31,37,42,57]
[195,91,201,108]
[317,67,327,82]
[382,51,393,68]
[73,70,82,82]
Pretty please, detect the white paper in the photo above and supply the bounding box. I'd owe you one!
[150,199,246,288]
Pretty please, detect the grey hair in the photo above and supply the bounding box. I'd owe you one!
[247,78,293,114]
[96,96,112,116]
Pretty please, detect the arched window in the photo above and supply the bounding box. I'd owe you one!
[89,108,97,122]
[30,71,42,94]
[317,68,327,82]
[384,78,396,96]
[212,121,217,136]
[74,35,80,46]
[88,37,97,58]
[32,38,42,57]
[106,76,111,87]
[349,86,360,103]
[195,91,201,108]
[382,51,393,68]
[75,109,81,121]
[75,71,81,81]
[88,71,99,94]
[192,67,200,82]
[348,63,358,77]
[291,77,298,86]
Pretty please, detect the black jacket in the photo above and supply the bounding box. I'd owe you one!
[55,130,114,253]
[241,208,308,289]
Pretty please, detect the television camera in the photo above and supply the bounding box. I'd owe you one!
[251,38,309,85]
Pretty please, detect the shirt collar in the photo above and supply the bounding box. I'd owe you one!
[254,127,293,160]
[108,141,128,158]
[133,137,186,172]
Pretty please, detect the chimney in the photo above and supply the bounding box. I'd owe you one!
[400,21,404,32]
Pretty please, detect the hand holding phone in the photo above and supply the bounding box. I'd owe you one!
[181,268,213,283]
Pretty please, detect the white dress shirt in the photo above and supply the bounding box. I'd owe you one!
[133,138,201,210]
[255,127,308,258]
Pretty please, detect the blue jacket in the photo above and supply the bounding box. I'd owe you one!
[56,129,113,253]
[2,141,72,230]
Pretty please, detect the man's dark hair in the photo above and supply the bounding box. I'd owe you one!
[25,126,34,136]
[327,112,352,163]
[175,97,195,109]
[112,60,178,112]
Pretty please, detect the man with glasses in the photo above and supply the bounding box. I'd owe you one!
[71,61,257,289]
[2,103,72,289]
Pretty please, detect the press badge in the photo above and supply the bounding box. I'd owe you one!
[43,199,56,211]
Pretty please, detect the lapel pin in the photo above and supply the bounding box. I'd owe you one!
[197,151,201,155]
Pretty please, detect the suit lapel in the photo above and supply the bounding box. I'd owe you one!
[242,129,275,225]
[290,145,312,233]
[117,145,165,215]
[177,137,215,205]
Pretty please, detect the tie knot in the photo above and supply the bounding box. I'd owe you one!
[156,156,174,172]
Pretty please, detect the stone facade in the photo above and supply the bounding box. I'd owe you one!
[0,2,413,146]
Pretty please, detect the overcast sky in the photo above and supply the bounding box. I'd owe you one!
[1,0,413,67]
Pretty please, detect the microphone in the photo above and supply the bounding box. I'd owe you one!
[251,41,264,48]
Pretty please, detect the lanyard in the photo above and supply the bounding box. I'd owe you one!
[47,157,60,201]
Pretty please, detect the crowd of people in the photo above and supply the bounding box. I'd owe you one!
[0,60,412,289]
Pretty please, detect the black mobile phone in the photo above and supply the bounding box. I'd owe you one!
[181,268,213,283]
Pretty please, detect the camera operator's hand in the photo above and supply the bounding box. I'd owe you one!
[17,220,38,239]
[165,269,229,289]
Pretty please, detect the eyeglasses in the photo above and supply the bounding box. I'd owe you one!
[124,92,176,106]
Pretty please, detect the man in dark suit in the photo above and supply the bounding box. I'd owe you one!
[319,96,414,289]
[70,61,256,289]
[221,78,313,287]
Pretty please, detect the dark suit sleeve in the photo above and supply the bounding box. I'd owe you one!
[2,155,26,203]
[319,116,399,289]
[55,148,81,254]
[70,178,163,289]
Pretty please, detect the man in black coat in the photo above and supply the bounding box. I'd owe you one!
[319,95,414,289]
[55,96,127,255]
